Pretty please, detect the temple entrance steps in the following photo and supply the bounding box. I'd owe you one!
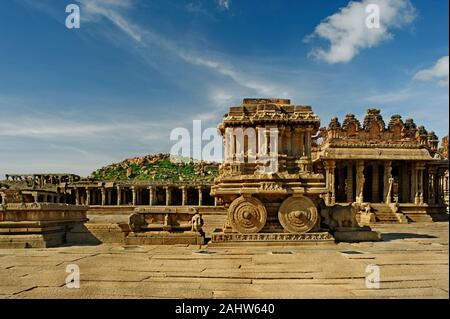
[370,203,403,223]
[399,205,434,223]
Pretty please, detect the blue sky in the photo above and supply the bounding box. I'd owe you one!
[0,0,448,177]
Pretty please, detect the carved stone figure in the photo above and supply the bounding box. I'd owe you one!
[191,212,204,233]
[129,213,144,232]
[320,202,360,230]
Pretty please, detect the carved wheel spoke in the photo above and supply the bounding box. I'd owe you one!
[278,197,318,234]
[228,197,267,233]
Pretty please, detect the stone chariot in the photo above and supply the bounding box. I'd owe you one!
[210,98,335,244]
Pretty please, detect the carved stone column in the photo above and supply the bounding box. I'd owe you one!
[224,128,231,162]
[86,188,91,206]
[75,188,80,206]
[165,187,171,206]
[148,186,155,206]
[305,127,312,159]
[417,165,425,205]
[116,186,122,206]
[197,187,203,206]
[292,127,301,157]
[436,169,445,206]
[284,127,292,156]
[101,188,106,206]
[428,168,437,205]
[346,162,354,202]
[383,161,392,204]
[324,160,336,205]
[356,160,365,204]
[131,186,137,206]
[181,186,187,206]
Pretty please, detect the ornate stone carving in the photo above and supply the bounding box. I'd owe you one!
[191,212,204,232]
[278,196,319,233]
[321,202,360,230]
[259,182,283,191]
[228,196,267,233]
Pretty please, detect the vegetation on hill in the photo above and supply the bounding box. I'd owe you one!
[90,154,219,183]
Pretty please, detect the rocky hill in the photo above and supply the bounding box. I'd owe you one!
[90,154,219,183]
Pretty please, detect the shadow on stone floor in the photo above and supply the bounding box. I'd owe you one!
[381,233,438,242]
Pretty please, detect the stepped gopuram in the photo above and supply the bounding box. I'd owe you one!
[316,109,449,223]
[211,98,380,244]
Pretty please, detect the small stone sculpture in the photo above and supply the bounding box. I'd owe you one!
[191,212,204,233]
[321,202,360,230]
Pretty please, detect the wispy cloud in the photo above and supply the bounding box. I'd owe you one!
[364,88,413,103]
[75,0,280,97]
[78,0,143,42]
[414,56,449,87]
[306,0,416,64]
[217,0,231,11]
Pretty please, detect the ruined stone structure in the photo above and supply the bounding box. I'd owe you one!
[0,189,88,248]
[62,181,216,207]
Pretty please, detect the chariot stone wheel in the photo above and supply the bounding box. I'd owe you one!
[278,196,318,234]
[228,196,267,233]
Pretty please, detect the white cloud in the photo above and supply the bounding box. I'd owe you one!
[218,0,231,11]
[0,116,169,140]
[413,56,449,87]
[364,88,413,103]
[306,0,416,64]
[78,0,143,42]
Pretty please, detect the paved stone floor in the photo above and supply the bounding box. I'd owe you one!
[0,222,448,299]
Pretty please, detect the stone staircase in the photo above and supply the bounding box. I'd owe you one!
[370,203,405,223]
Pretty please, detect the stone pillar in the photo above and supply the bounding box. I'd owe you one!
[148,186,155,206]
[292,128,301,157]
[198,187,203,206]
[224,128,231,162]
[305,128,312,159]
[75,188,80,205]
[284,127,292,156]
[356,160,365,204]
[324,160,336,205]
[418,166,424,205]
[383,161,392,204]
[165,187,171,206]
[86,188,91,206]
[131,186,137,206]
[116,186,122,206]
[230,130,236,162]
[346,162,354,202]
[181,186,187,206]
[428,168,436,205]
[101,188,106,206]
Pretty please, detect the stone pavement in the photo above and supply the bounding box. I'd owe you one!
[0,222,448,299]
